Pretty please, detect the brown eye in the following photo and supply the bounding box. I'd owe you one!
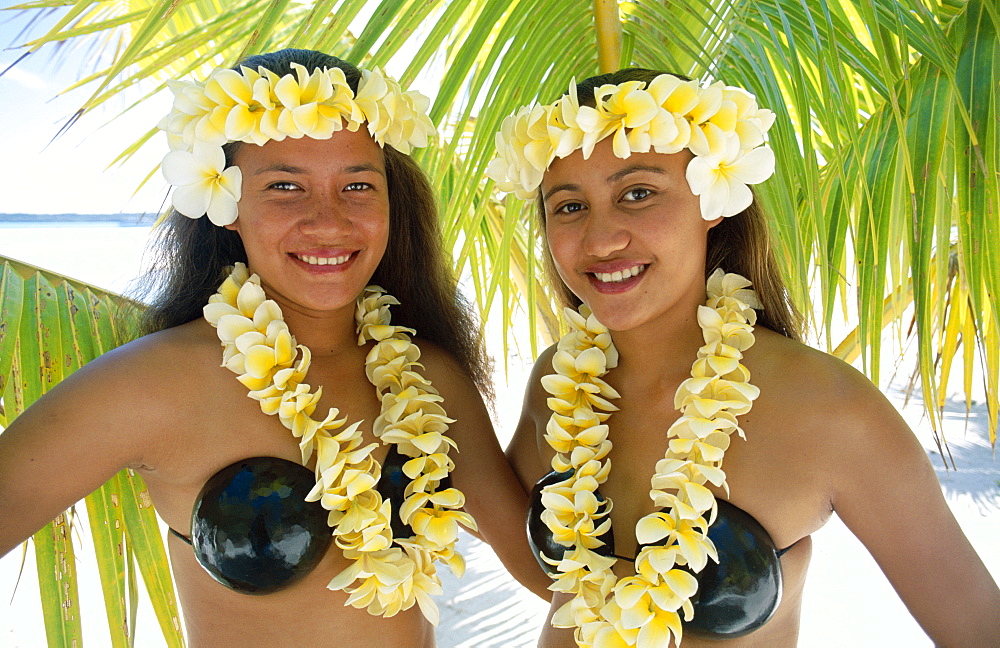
[623,187,652,201]
[556,201,585,214]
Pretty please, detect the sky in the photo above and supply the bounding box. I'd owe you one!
[1,2,174,215]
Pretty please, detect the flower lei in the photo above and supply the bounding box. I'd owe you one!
[539,269,762,647]
[159,62,436,226]
[486,74,776,220]
[202,263,475,624]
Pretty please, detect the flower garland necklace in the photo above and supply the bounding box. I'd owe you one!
[203,262,475,624]
[539,269,763,647]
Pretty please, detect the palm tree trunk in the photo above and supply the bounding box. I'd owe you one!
[594,0,622,73]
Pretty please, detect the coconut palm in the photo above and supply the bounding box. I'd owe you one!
[1,0,997,644]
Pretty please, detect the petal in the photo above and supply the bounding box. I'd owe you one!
[171,181,214,219]
[203,301,240,324]
[727,146,776,185]
[636,618,674,648]
[718,178,753,218]
[635,513,671,544]
[684,156,719,196]
[620,90,658,127]
[161,150,202,186]
[611,125,631,158]
[207,182,240,226]
[697,175,730,221]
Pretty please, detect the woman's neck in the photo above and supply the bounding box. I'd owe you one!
[605,304,706,394]
[272,297,360,358]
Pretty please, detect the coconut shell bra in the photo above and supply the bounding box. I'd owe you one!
[169,446,424,594]
[527,470,788,638]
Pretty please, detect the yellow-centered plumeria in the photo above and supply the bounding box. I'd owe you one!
[540,269,762,647]
[487,75,776,220]
[203,263,476,624]
[160,62,436,226]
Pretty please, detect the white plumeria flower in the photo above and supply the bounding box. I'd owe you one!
[161,142,241,225]
[685,136,775,220]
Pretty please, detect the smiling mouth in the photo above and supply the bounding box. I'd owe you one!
[591,264,646,283]
[292,253,353,267]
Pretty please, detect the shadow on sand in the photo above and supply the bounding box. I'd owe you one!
[888,386,999,515]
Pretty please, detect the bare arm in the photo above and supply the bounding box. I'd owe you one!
[0,335,170,556]
[825,365,1000,646]
[505,345,557,492]
[420,345,551,599]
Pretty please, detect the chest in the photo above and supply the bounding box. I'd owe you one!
[144,348,387,531]
[574,385,817,556]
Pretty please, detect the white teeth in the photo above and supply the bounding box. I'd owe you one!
[297,254,350,266]
[594,264,645,283]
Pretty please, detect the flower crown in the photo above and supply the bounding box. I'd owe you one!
[486,74,777,220]
[158,62,436,226]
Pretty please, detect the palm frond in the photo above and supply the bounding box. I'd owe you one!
[0,256,184,646]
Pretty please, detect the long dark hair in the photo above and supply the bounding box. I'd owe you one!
[535,67,803,341]
[134,49,493,398]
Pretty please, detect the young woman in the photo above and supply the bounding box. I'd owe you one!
[493,68,1000,647]
[0,48,548,646]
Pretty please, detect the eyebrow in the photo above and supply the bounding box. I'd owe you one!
[607,164,667,183]
[252,162,386,177]
[542,163,667,201]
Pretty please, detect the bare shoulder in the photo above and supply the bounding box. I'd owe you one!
[64,318,223,402]
[747,328,924,476]
[405,337,496,445]
[408,337,486,404]
[9,318,228,465]
[750,329,899,428]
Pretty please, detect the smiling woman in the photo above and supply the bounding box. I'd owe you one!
[0,47,550,648]
[500,67,1000,647]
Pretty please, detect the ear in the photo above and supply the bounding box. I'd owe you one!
[705,215,724,231]
[224,219,240,232]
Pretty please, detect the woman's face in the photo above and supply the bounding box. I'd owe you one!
[541,138,720,333]
[227,128,390,316]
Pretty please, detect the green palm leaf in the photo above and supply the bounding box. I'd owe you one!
[0,256,184,647]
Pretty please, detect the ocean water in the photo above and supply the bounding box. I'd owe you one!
[0,222,153,295]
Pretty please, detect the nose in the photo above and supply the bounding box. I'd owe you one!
[581,204,629,258]
[298,191,353,235]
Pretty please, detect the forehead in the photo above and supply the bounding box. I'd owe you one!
[542,138,691,188]
[233,127,385,172]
